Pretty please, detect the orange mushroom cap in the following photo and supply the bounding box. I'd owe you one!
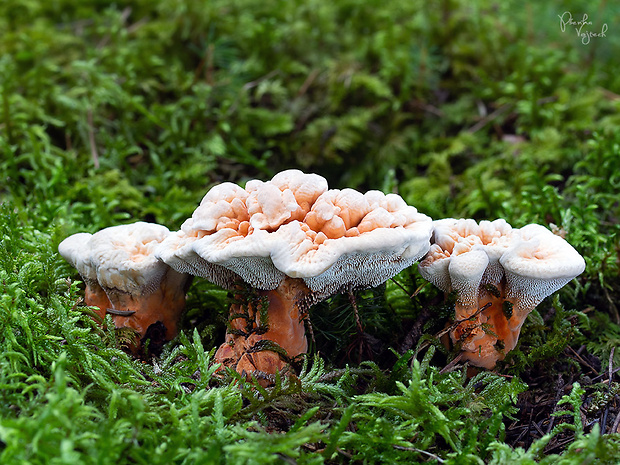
[156,170,433,297]
[500,224,586,311]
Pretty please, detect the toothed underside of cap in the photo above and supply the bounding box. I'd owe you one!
[302,246,428,298]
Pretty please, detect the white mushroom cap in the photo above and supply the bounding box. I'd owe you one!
[272,214,432,297]
[59,222,177,296]
[88,222,173,295]
[162,170,432,296]
[418,218,516,296]
[245,181,302,231]
[420,218,585,325]
[245,169,328,231]
[185,182,250,234]
[152,229,240,289]
[58,232,97,284]
[267,188,432,296]
[418,243,452,293]
[191,228,284,290]
[501,224,586,311]
[477,219,513,286]
[270,169,329,213]
[448,249,489,312]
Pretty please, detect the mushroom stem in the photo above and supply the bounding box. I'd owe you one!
[84,281,111,321]
[215,277,311,376]
[84,270,191,352]
[451,281,524,369]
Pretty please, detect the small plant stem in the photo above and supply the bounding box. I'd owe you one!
[612,410,620,434]
[392,445,445,463]
[347,288,363,334]
[87,109,99,169]
[439,353,463,374]
[2,85,13,146]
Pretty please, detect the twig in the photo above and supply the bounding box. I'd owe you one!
[87,109,99,169]
[400,305,433,354]
[392,445,445,463]
[468,104,512,133]
[347,287,365,363]
[297,69,320,97]
[591,366,620,383]
[276,453,297,464]
[409,101,444,117]
[389,277,411,297]
[599,87,620,101]
[226,70,281,115]
[336,448,353,459]
[545,374,564,434]
[603,347,616,433]
[513,425,529,446]
[305,317,316,350]
[389,277,428,299]
[439,353,463,374]
[414,302,492,356]
[566,345,599,375]
[532,420,546,438]
[347,288,363,334]
[97,7,132,49]
[603,283,620,324]
[612,410,620,434]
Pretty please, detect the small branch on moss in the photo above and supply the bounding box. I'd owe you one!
[603,283,620,324]
[276,453,297,464]
[609,348,615,385]
[389,277,428,299]
[468,104,513,133]
[2,85,13,146]
[545,374,565,435]
[347,288,363,334]
[439,353,463,374]
[392,445,445,463]
[97,7,132,48]
[414,302,493,357]
[87,109,99,169]
[602,347,617,433]
[592,367,620,383]
[612,409,620,434]
[298,69,320,97]
[599,87,620,101]
[400,305,434,354]
[226,70,281,115]
[566,345,599,375]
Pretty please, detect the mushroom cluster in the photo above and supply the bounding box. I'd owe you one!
[155,169,434,375]
[58,222,192,352]
[58,169,586,375]
[418,218,585,369]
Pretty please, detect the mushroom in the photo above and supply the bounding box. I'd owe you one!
[418,219,585,369]
[59,222,192,351]
[156,170,433,376]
